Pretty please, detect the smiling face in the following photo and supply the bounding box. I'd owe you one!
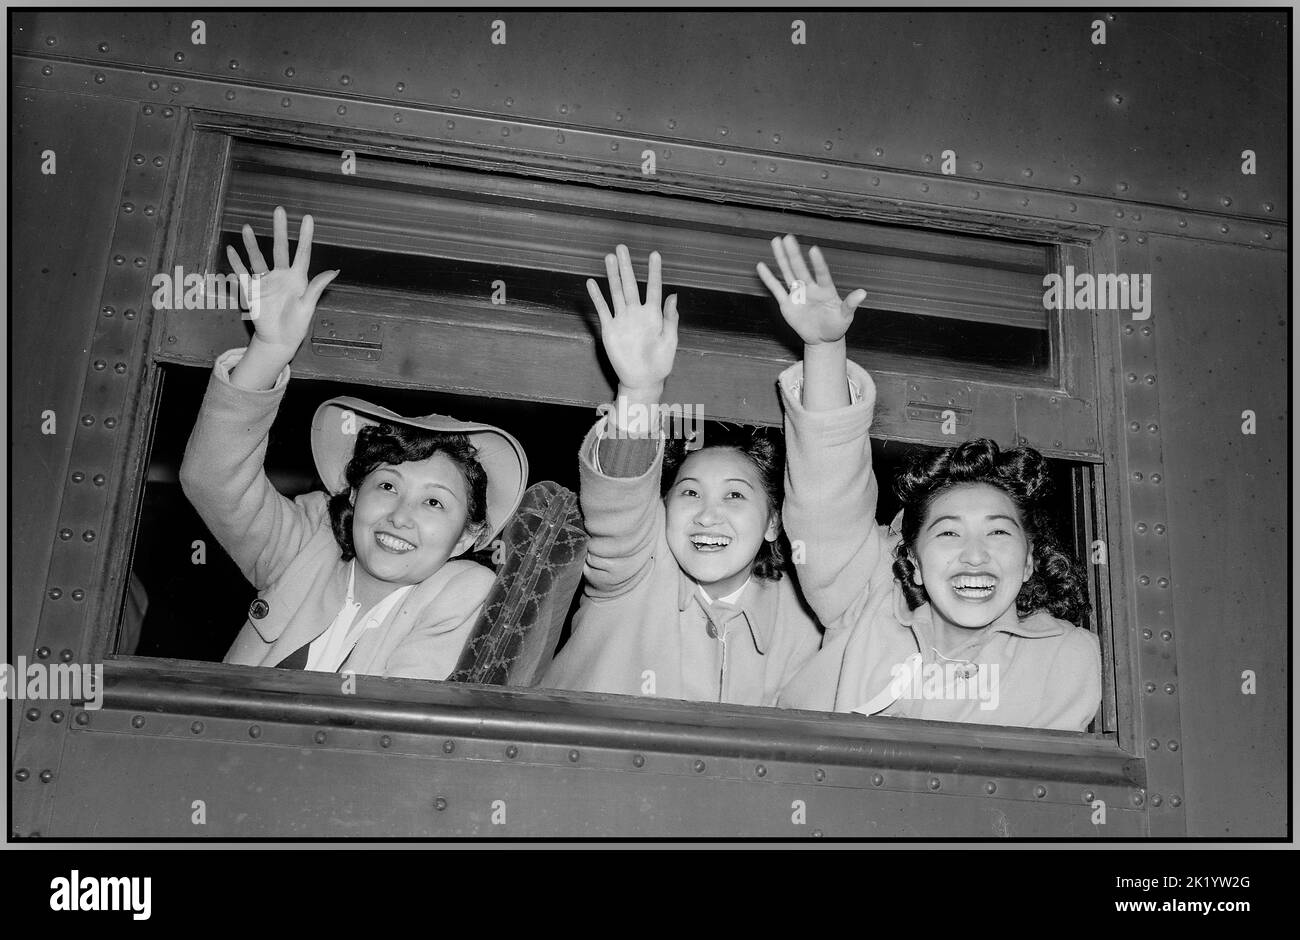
[349,453,481,590]
[664,447,778,598]
[912,482,1034,636]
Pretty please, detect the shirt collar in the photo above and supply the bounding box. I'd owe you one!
[678,573,777,654]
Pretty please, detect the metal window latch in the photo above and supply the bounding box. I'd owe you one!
[311,314,383,362]
[905,402,973,427]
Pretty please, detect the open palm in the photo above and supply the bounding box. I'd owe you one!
[588,244,679,395]
[757,234,866,346]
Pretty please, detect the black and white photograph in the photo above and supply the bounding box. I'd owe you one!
[5,1,1290,885]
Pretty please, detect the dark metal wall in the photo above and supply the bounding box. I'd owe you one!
[8,10,1288,838]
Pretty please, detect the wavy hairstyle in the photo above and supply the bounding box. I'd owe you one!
[891,438,1089,621]
[661,425,789,581]
[327,422,489,561]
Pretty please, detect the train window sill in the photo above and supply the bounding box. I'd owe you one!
[96,656,1140,790]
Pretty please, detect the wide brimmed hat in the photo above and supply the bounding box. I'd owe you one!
[311,396,528,551]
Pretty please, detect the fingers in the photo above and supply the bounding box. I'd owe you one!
[226,245,252,309]
[603,252,626,316]
[301,268,340,311]
[771,236,797,289]
[662,293,680,337]
[272,206,291,270]
[645,250,662,310]
[808,245,834,287]
[755,262,789,304]
[242,224,269,274]
[615,244,640,308]
[783,234,814,286]
[587,278,614,331]
[292,213,315,276]
[843,288,868,312]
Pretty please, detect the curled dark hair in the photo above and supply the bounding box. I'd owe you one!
[661,424,788,581]
[327,422,489,561]
[890,438,1089,622]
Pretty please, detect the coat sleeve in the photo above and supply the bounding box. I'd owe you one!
[779,360,896,630]
[577,416,667,600]
[1035,628,1104,732]
[178,347,323,592]
[383,563,496,680]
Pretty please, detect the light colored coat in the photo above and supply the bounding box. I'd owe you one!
[541,420,822,705]
[179,349,494,679]
[775,361,1102,731]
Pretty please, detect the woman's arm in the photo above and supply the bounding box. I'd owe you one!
[178,207,340,590]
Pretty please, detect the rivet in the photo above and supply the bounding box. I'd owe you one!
[718,126,728,136]
[811,829,823,838]
[113,255,125,266]
[174,51,185,63]
[341,75,351,86]
[1157,577,1169,588]
[1071,174,1081,185]
[1127,373,1137,383]
[93,474,106,486]
[132,715,145,729]
[506,745,518,759]
[1164,683,1176,695]
[313,730,327,745]
[434,797,448,811]
[772,133,781,144]
[923,153,933,164]
[450,88,461,98]
[114,363,126,374]
[249,724,261,738]
[36,647,50,659]
[75,712,89,726]
[1150,473,1161,484]
[45,36,57,46]
[1147,423,1158,433]
[920,183,929,193]
[1160,630,1172,641]
[1139,575,1150,586]
[443,740,455,754]
[94,74,106,84]
[985,781,996,794]
[1119,233,1128,243]
[71,471,85,483]
[1150,794,1163,807]
[48,588,62,600]
[1168,740,1179,752]
[70,589,85,601]
[1124,325,1134,335]
[1148,738,1160,750]
[281,97,291,108]
[1112,93,1123,105]
[1115,208,1124,219]
[1136,523,1147,534]
[60,649,74,662]
[1263,231,1272,240]
[568,749,579,762]
[1117,181,1128,192]
[284,67,296,78]
[971,191,980,200]
[1141,325,1152,337]
[169,82,182,94]
[823,140,832,151]
[928,777,941,790]
[1145,682,1157,694]
[229,59,239,70]
[380,735,392,748]
[144,205,155,216]
[59,528,73,540]
[1262,202,1273,212]
[104,418,117,429]
[814,768,826,782]
[15,769,30,782]
[1068,203,1077,212]
[26,708,40,721]
[1129,421,1140,433]
[693,760,706,773]
[820,170,829,179]
[632,754,645,768]
[1220,225,1230,234]
[148,80,160,91]
[717,156,726,166]
[973,160,983,171]
[1142,628,1153,640]
[1034,785,1047,798]
[191,721,204,734]
[1136,235,1146,244]
[1220,196,1232,208]
[39,770,54,784]
[152,156,164,168]
[449,121,458,130]
[161,108,173,119]
[1083,791,1095,803]
[1178,217,1187,227]
[871,177,879,186]
[142,105,154,116]
[1170,795,1182,807]
[874,147,884,157]
[871,774,883,787]
[756,764,767,778]
[42,65,53,76]
[394,81,404,92]
[1132,792,1144,807]
[337,105,346,115]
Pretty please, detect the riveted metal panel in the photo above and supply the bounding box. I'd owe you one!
[10,10,1286,226]
[1146,236,1287,837]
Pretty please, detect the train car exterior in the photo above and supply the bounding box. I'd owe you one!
[8,10,1288,838]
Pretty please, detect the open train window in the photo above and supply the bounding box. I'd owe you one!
[124,135,1116,740]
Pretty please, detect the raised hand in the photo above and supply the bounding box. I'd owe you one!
[587,244,680,400]
[757,234,866,346]
[226,205,339,358]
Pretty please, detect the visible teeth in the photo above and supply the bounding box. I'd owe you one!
[953,575,995,588]
[690,534,731,552]
[376,532,415,552]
